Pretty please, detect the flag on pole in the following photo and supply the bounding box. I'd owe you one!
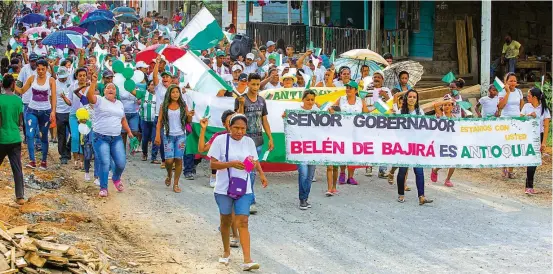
[67,34,83,48]
[329,49,336,63]
[223,31,235,42]
[155,44,168,55]
[493,77,505,91]
[137,42,146,50]
[9,38,20,50]
[174,7,224,50]
[442,71,456,83]
[374,98,391,114]
[319,101,331,111]
[173,51,233,96]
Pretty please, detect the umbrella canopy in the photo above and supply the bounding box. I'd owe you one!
[20,13,47,25]
[78,3,97,13]
[340,49,389,66]
[89,9,115,19]
[383,61,424,90]
[135,45,186,64]
[24,27,51,36]
[113,7,135,15]
[60,27,87,34]
[79,15,116,35]
[43,30,90,49]
[115,14,139,23]
[334,58,384,79]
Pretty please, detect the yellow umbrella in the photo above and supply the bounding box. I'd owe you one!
[339,49,389,66]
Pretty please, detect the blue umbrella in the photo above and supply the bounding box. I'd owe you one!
[115,13,139,23]
[89,9,115,19]
[43,30,90,49]
[79,15,116,36]
[112,7,135,15]
[20,13,47,24]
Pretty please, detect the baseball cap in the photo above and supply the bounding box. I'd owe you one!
[29,53,39,61]
[216,50,226,57]
[161,71,172,77]
[238,73,248,82]
[135,61,149,69]
[57,67,69,79]
[266,41,275,47]
[345,80,359,89]
[232,64,242,72]
[246,53,255,60]
[281,73,297,83]
[102,70,114,78]
[268,53,278,60]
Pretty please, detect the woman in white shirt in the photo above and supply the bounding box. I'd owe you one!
[61,67,88,169]
[86,76,134,198]
[208,114,268,271]
[333,66,352,87]
[497,72,524,178]
[397,89,433,205]
[15,59,57,170]
[520,87,551,195]
[154,85,193,193]
[332,81,368,186]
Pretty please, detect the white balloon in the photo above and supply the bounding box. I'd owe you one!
[78,124,91,135]
[132,71,144,83]
[113,73,126,86]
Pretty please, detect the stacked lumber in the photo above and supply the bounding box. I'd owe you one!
[419,85,481,114]
[0,224,108,274]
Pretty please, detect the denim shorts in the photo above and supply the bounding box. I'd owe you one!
[214,193,254,216]
[124,112,140,132]
[164,134,186,159]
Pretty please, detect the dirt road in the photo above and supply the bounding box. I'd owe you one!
[93,156,552,274]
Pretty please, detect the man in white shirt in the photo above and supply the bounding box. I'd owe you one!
[32,37,48,57]
[212,50,230,77]
[243,52,265,75]
[265,41,276,59]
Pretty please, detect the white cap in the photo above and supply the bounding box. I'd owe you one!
[246,53,255,60]
[135,61,149,69]
[232,64,242,72]
[266,41,275,47]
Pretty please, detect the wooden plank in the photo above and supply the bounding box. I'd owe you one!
[7,226,27,235]
[466,16,473,54]
[0,255,9,271]
[0,243,8,254]
[33,240,70,253]
[0,270,18,274]
[24,252,46,268]
[455,20,469,75]
[15,257,27,268]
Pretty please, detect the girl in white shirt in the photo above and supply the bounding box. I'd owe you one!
[431,94,457,187]
[476,84,499,118]
[154,85,193,193]
[497,72,524,178]
[520,87,551,195]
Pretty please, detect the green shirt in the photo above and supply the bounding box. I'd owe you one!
[72,16,80,25]
[0,94,23,144]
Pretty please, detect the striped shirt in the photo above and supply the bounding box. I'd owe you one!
[139,91,156,122]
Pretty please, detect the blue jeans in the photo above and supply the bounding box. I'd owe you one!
[183,153,196,174]
[297,164,316,200]
[163,134,186,159]
[378,166,387,174]
[141,119,158,160]
[23,104,40,145]
[25,108,51,162]
[124,112,139,132]
[69,114,82,153]
[507,58,517,73]
[397,167,425,197]
[249,145,263,204]
[93,133,126,189]
[154,116,165,161]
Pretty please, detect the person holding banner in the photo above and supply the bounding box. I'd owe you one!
[332,81,369,185]
[475,85,500,118]
[235,73,274,214]
[208,114,268,271]
[498,73,524,179]
[333,66,352,87]
[431,94,457,187]
[521,87,550,195]
[155,85,193,193]
[396,89,433,205]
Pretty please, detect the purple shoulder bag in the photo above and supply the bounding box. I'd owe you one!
[225,135,249,200]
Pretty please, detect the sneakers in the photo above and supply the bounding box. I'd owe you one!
[525,188,536,195]
[419,196,434,205]
[84,173,91,181]
[209,176,216,188]
[93,178,100,186]
[431,169,438,183]
[444,180,454,187]
[299,199,308,210]
[185,173,195,180]
[378,171,387,179]
[249,204,258,214]
[338,172,346,184]
[365,167,372,176]
[39,161,47,170]
[60,159,68,165]
[347,177,358,185]
[306,200,312,208]
[26,161,36,169]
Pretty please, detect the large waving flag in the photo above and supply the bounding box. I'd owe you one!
[173,51,233,96]
[174,7,224,50]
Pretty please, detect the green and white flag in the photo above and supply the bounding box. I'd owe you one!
[493,77,505,91]
[173,51,233,97]
[174,7,224,50]
[329,49,336,63]
[67,34,84,48]
[9,38,20,50]
[223,31,235,42]
[121,38,131,45]
[374,98,390,114]
[137,42,146,50]
[442,71,456,83]
[155,44,168,55]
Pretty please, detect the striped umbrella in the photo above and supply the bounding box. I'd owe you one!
[382,60,424,90]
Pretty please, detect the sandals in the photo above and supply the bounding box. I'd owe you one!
[165,177,171,186]
[242,262,260,271]
[151,160,161,164]
[99,189,108,197]
[230,238,240,248]
[419,196,434,205]
[508,172,516,179]
[141,155,147,161]
[218,256,230,265]
[404,186,411,192]
[387,173,394,185]
[397,196,405,203]
[112,180,124,192]
[173,184,181,193]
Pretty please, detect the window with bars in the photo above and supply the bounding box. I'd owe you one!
[398,1,420,32]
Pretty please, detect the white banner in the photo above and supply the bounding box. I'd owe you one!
[284,111,542,168]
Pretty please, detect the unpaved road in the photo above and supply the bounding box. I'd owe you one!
[95,157,552,274]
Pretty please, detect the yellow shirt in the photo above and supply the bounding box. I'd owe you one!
[502,40,521,59]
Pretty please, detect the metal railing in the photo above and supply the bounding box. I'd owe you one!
[246,22,307,53]
[246,22,409,58]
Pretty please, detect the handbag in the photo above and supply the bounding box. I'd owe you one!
[225,134,249,200]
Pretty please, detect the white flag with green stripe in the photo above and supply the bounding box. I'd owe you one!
[174,7,224,50]
[493,77,505,91]
[173,51,233,96]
